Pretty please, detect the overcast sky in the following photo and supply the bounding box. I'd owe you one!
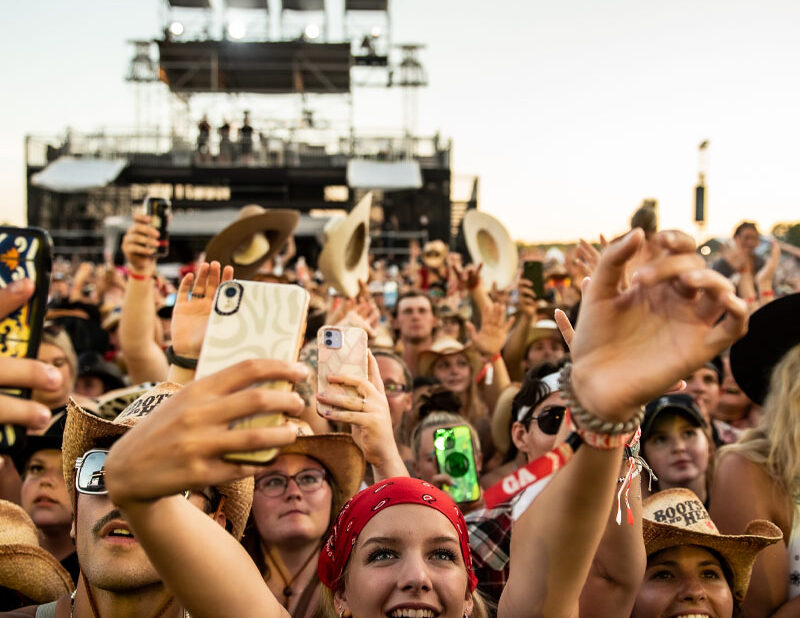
[2,0,799,242]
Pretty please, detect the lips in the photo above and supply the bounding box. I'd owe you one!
[33,494,61,506]
[280,509,310,518]
[98,520,137,543]
[386,605,440,618]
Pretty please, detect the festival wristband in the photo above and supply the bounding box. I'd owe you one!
[165,345,198,370]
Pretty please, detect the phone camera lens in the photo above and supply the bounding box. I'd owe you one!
[445,436,455,449]
[224,286,237,298]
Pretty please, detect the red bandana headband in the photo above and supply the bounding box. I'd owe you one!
[317,476,478,593]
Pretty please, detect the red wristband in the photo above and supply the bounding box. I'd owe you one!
[128,271,151,281]
[490,352,502,363]
[745,296,757,304]
[760,290,775,298]
[578,428,631,450]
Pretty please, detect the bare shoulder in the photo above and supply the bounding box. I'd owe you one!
[712,452,790,533]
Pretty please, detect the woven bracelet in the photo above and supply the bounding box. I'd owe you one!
[558,363,645,436]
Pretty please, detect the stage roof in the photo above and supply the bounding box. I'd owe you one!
[345,0,387,10]
[282,0,325,10]
[157,40,352,93]
[166,0,211,8]
[225,0,268,9]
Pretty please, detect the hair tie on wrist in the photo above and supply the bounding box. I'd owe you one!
[760,290,775,299]
[127,270,151,281]
[166,346,198,370]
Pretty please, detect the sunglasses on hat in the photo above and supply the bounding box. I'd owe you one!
[523,405,567,436]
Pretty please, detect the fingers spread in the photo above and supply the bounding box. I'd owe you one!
[177,272,194,301]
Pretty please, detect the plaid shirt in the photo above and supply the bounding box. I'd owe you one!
[465,501,514,609]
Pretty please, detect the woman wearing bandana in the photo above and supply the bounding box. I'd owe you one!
[103,229,748,617]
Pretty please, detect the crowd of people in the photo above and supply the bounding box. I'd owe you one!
[1,200,799,618]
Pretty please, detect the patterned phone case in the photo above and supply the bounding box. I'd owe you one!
[433,426,481,504]
[196,280,309,464]
[316,326,368,416]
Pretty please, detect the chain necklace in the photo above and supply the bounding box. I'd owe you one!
[266,544,321,605]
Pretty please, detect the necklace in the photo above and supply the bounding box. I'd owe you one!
[266,544,321,605]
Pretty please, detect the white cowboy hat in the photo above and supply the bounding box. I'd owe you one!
[318,193,372,298]
[462,210,518,291]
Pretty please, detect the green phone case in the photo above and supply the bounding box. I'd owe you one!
[433,426,480,504]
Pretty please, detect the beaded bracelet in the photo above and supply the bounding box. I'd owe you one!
[558,363,645,437]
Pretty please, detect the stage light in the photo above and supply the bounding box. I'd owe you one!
[304,23,320,40]
[370,26,381,38]
[228,21,246,40]
[168,21,184,37]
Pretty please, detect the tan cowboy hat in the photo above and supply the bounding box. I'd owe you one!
[463,210,518,291]
[318,193,372,298]
[417,336,484,379]
[422,239,449,269]
[490,383,521,455]
[63,382,253,540]
[524,319,562,349]
[0,500,74,603]
[642,488,782,602]
[280,420,366,510]
[205,206,299,280]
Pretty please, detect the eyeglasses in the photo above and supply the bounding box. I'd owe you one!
[254,469,328,498]
[384,382,409,397]
[523,405,567,436]
[74,449,109,494]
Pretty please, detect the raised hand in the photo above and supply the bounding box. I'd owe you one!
[0,280,63,430]
[105,359,308,505]
[467,300,515,357]
[755,239,780,292]
[516,277,538,320]
[315,351,406,478]
[452,262,483,292]
[570,229,748,422]
[171,261,234,358]
[122,213,160,277]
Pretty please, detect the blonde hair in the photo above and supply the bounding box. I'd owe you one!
[319,585,489,618]
[42,329,77,386]
[718,344,800,502]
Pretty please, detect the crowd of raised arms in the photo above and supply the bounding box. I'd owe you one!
[1,202,800,618]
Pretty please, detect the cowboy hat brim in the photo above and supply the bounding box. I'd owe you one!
[463,210,518,291]
[0,545,74,603]
[417,341,484,380]
[318,194,372,298]
[205,209,299,280]
[730,293,800,406]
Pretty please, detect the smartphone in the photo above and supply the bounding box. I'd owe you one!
[433,426,480,504]
[523,260,545,299]
[383,280,398,309]
[0,226,53,455]
[196,280,310,463]
[317,326,368,416]
[143,196,171,258]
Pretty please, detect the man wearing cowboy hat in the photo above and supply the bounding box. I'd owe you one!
[2,384,251,618]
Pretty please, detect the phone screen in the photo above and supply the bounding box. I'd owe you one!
[523,260,545,299]
[433,426,480,504]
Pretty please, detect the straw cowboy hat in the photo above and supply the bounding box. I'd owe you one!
[0,500,74,603]
[462,210,518,291]
[642,488,782,602]
[730,292,800,406]
[280,420,366,510]
[417,336,484,379]
[63,382,253,540]
[524,319,562,350]
[422,239,449,269]
[318,193,372,298]
[205,206,299,280]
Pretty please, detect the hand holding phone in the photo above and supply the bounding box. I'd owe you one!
[523,260,545,299]
[316,326,368,417]
[433,426,480,504]
[144,196,171,259]
[196,280,309,464]
[0,226,53,453]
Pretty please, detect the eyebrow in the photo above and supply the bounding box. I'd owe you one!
[361,535,459,547]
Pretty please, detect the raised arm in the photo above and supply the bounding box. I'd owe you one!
[105,359,309,618]
[119,213,169,383]
[498,229,748,618]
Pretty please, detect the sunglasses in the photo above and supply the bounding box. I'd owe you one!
[75,449,196,501]
[523,405,567,436]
